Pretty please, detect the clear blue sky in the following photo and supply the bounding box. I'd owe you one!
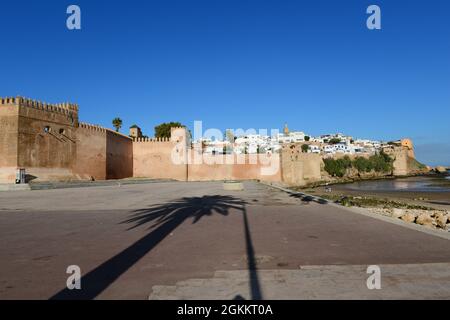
[1,0,449,166]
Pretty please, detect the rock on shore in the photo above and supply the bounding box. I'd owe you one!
[368,208,450,231]
[435,166,448,173]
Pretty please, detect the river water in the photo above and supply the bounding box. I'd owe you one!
[341,171,450,193]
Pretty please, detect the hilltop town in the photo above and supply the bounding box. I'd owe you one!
[191,124,407,158]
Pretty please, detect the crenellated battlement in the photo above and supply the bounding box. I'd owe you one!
[0,96,78,117]
[134,137,171,142]
[78,122,107,133]
[0,96,19,106]
[78,122,133,140]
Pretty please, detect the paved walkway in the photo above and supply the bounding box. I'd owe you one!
[0,181,449,299]
[149,263,450,299]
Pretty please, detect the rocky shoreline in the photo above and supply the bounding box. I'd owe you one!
[310,191,450,232]
[367,207,450,231]
[294,169,450,231]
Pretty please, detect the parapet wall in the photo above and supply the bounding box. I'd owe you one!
[133,139,188,180]
[74,122,133,180]
[133,132,281,182]
[133,142,306,183]
[74,123,107,180]
[187,153,282,182]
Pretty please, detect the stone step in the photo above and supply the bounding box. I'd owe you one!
[148,264,450,300]
[28,178,171,190]
[0,183,31,192]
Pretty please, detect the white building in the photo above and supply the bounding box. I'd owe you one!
[289,131,306,142]
[275,131,306,144]
[308,145,321,154]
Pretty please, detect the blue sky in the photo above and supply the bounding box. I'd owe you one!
[0,0,449,166]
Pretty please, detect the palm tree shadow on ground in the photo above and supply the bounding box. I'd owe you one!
[50,195,262,300]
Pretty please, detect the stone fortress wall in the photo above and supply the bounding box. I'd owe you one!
[280,145,322,186]
[133,128,188,181]
[187,153,283,182]
[383,139,419,176]
[0,96,418,186]
[74,123,133,180]
[132,127,283,182]
[73,123,107,180]
[0,97,79,182]
[0,97,134,183]
[0,98,20,182]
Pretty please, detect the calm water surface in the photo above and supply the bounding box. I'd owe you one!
[341,171,450,192]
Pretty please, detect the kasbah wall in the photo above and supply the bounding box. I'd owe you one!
[0,96,418,186]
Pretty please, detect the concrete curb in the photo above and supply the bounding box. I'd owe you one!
[0,183,31,192]
[27,178,174,191]
[260,181,450,241]
[0,179,177,191]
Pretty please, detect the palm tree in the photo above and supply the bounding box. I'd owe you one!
[112,117,122,132]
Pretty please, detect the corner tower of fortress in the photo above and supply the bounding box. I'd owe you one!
[0,97,79,182]
[383,138,422,176]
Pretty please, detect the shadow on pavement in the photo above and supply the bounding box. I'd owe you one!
[289,193,328,204]
[50,195,262,300]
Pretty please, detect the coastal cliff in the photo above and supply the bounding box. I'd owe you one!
[289,139,428,188]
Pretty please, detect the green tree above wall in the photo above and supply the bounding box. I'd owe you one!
[301,144,309,153]
[329,138,341,144]
[112,117,122,132]
[323,152,393,177]
[154,122,185,138]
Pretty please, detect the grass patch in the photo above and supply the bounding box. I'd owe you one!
[318,194,434,210]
